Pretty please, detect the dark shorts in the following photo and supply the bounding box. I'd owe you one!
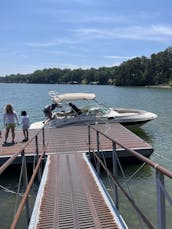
[6,123,16,129]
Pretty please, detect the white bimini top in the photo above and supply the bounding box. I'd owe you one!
[51,93,96,104]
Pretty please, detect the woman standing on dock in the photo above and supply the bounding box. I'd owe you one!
[3,104,19,145]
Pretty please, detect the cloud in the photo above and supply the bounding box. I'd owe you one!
[25,24,172,51]
[152,25,172,36]
[25,41,60,47]
[104,55,135,60]
[25,37,78,47]
[70,0,94,4]
[121,25,172,41]
[73,24,172,42]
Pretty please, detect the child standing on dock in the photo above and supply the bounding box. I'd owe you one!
[21,110,30,142]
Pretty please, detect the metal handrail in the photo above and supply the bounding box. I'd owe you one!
[91,149,154,229]
[88,124,172,229]
[0,119,49,228]
[0,126,45,176]
[10,144,47,229]
[0,125,47,228]
[89,125,172,179]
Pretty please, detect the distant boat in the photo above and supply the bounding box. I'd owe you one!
[30,92,157,129]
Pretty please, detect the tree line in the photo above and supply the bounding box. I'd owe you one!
[0,47,172,86]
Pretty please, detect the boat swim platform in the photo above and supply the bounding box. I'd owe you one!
[29,153,127,229]
[0,123,153,164]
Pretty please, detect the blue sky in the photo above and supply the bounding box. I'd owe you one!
[0,0,172,76]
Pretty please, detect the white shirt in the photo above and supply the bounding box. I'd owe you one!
[21,115,30,127]
[4,111,19,125]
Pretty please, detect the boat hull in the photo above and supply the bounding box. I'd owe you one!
[30,109,157,129]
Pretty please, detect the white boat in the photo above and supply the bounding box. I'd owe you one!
[30,92,157,129]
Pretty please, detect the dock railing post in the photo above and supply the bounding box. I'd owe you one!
[112,141,119,209]
[21,150,30,224]
[96,131,100,175]
[156,170,166,229]
[88,125,91,155]
[35,135,39,157]
[35,135,41,182]
[112,142,118,177]
[42,127,45,147]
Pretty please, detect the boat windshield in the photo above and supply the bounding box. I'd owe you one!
[88,106,111,115]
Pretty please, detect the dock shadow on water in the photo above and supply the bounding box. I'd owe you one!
[0,164,39,229]
[127,126,153,144]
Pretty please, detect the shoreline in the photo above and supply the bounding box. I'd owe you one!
[145,85,172,89]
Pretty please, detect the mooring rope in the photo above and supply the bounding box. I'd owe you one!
[152,151,172,163]
[122,162,146,185]
[0,184,23,196]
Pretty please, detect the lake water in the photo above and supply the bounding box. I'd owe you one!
[0,83,172,228]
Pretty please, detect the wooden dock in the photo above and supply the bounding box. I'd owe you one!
[0,123,154,228]
[0,123,153,161]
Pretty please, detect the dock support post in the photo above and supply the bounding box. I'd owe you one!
[112,142,119,209]
[21,150,30,224]
[96,131,100,175]
[156,170,166,229]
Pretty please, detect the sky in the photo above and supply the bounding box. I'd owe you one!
[0,0,172,76]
